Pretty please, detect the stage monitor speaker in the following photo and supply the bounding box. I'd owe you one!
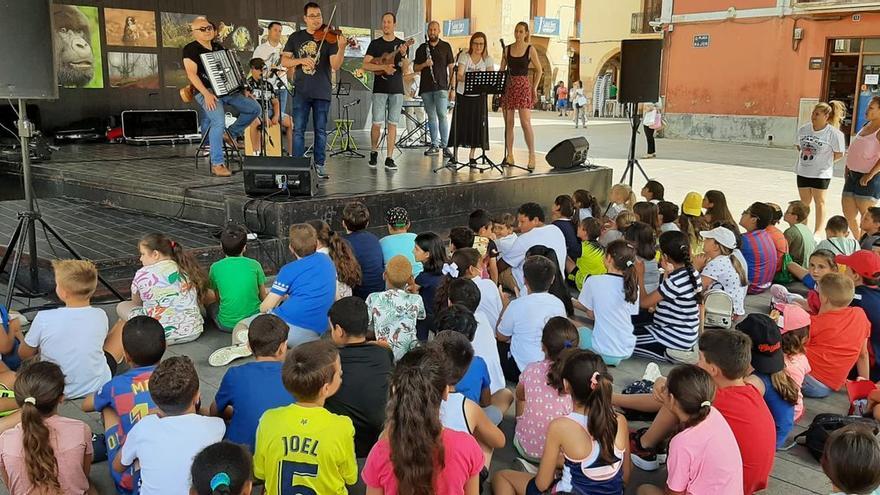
[0,0,56,99]
[618,39,662,104]
[243,156,317,198]
[545,137,590,169]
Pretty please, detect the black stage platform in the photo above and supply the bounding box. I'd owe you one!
[0,140,611,292]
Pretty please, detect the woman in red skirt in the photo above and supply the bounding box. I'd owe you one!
[500,21,543,170]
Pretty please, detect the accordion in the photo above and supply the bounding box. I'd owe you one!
[200,50,245,97]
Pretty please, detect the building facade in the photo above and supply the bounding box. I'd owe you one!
[658,0,880,146]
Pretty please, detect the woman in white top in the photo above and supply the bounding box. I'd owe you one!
[449,32,494,165]
[572,81,588,129]
[795,101,847,234]
[642,103,660,158]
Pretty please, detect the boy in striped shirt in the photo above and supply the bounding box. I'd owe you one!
[739,202,778,294]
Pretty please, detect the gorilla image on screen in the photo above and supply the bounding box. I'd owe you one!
[53,5,96,87]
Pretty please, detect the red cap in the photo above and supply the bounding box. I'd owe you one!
[835,250,880,280]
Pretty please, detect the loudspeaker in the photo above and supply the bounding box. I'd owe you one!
[545,137,590,169]
[243,156,317,198]
[0,0,56,99]
[618,39,662,104]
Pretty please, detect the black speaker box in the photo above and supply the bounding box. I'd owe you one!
[243,156,317,198]
[545,137,590,169]
[619,39,663,104]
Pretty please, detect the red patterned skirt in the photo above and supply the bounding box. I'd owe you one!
[501,75,533,110]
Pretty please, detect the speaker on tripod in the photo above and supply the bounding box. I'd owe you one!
[545,137,590,169]
[616,39,663,186]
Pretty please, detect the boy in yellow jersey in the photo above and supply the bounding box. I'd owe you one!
[253,339,357,494]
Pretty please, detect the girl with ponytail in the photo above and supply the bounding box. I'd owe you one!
[637,364,743,495]
[114,233,205,347]
[308,219,362,300]
[494,349,629,495]
[413,232,450,340]
[362,346,484,495]
[190,441,253,495]
[633,230,702,362]
[0,361,95,494]
[572,239,640,366]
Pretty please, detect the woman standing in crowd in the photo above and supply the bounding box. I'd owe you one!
[572,81,588,129]
[642,103,660,159]
[500,21,543,170]
[796,101,847,234]
[449,32,494,166]
[843,96,880,238]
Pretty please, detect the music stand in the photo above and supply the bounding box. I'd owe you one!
[463,71,506,173]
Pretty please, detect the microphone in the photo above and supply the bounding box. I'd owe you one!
[343,99,360,108]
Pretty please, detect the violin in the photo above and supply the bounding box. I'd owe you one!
[313,24,356,47]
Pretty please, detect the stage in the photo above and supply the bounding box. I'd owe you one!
[0,139,611,294]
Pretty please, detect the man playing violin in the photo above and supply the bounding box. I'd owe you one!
[281,2,346,180]
[362,12,409,170]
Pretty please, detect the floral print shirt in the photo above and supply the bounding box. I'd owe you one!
[366,289,425,361]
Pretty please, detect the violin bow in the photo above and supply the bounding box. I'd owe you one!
[313,3,338,66]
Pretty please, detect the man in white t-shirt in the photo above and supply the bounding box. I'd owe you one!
[497,256,567,381]
[115,357,225,495]
[253,22,291,115]
[499,202,568,295]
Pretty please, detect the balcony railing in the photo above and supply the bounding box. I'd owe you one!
[631,0,662,34]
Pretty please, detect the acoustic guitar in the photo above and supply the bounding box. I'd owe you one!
[180,84,195,103]
[370,38,416,77]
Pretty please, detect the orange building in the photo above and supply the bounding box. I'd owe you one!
[658,0,880,146]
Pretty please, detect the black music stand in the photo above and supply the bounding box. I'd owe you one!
[464,70,505,173]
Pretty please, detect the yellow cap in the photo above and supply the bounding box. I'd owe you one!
[682,191,703,217]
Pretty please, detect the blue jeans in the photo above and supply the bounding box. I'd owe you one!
[277,87,290,116]
[802,373,833,398]
[196,92,260,166]
[421,90,449,148]
[293,94,330,169]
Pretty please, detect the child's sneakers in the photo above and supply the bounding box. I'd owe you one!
[642,362,662,383]
[629,428,660,471]
[770,284,806,307]
[208,345,252,367]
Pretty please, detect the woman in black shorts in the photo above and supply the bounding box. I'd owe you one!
[795,101,846,234]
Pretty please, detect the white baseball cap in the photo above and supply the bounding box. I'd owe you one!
[700,226,737,250]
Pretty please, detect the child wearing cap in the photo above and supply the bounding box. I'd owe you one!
[694,226,748,317]
[738,314,798,449]
[366,255,425,361]
[836,250,880,380]
[678,191,705,256]
[379,206,422,277]
[803,272,871,398]
[783,200,816,266]
[773,303,811,422]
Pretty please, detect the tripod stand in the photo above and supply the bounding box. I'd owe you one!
[619,102,650,186]
[0,100,123,309]
[330,82,364,158]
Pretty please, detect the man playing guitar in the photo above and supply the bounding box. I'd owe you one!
[362,12,410,170]
[183,17,260,177]
[281,2,347,180]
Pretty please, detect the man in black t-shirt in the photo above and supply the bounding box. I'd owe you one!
[413,21,455,158]
[182,17,260,177]
[281,2,346,180]
[362,12,410,170]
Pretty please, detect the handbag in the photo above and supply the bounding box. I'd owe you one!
[703,289,734,329]
[648,111,663,130]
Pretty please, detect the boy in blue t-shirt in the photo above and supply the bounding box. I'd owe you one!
[379,206,422,277]
[83,316,166,494]
[210,314,293,451]
[343,201,385,299]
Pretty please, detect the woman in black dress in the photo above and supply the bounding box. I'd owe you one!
[448,32,495,165]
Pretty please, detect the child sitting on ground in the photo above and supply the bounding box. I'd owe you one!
[190,442,253,495]
[783,200,816,266]
[572,239,640,366]
[111,234,206,350]
[765,202,790,273]
[836,250,880,380]
[625,221,660,293]
[816,215,859,255]
[702,190,736,226]
[366,255,425,361]
[413,231,450,341]
[362,346,484,494]
[633,231,702,363]
[634,201,662,235]
[860,206,880,250]
[526,245,575,317]
[83,316,165,494]
[325,296,394,458]
[551,195,582,265]
[208,224,267,332]
[616,329,776,493]
[774,303,811,422]
[449,226,475,252]
[0,361,95,495]
[803,272,871,398]
[513,317,578,463]
[308,219,362,300]
[821,424,880,495]
[254,341,357,495]
[740,202,779,294]
[343,201,385,299]
[497,255,567,382]
[492,213,518,257]
[658,201,680,233]
[434,330,506,473]
[737,314,798,449]
[679,191,706,255]
[573,189,601,221]
[116,356,225,495]
[380,207,422,276]
[0,305,22,375]
[599,210,636,247]
[20,259,111,399]
[641,179,665,203]
[694,226,748,318]
[493,349,629,495]
[636,365,743,495]
[469,209,500,282]
[440,248,503,331]
[606,184,637,220]
[774,248,838,313]
[210,314,293,452]
[570,217,606,290]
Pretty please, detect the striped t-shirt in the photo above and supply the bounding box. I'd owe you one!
[740,229,778,294]
[646,267,701,350]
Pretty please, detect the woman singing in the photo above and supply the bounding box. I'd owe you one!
[500,22,543,170]
[449,32,494,166]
